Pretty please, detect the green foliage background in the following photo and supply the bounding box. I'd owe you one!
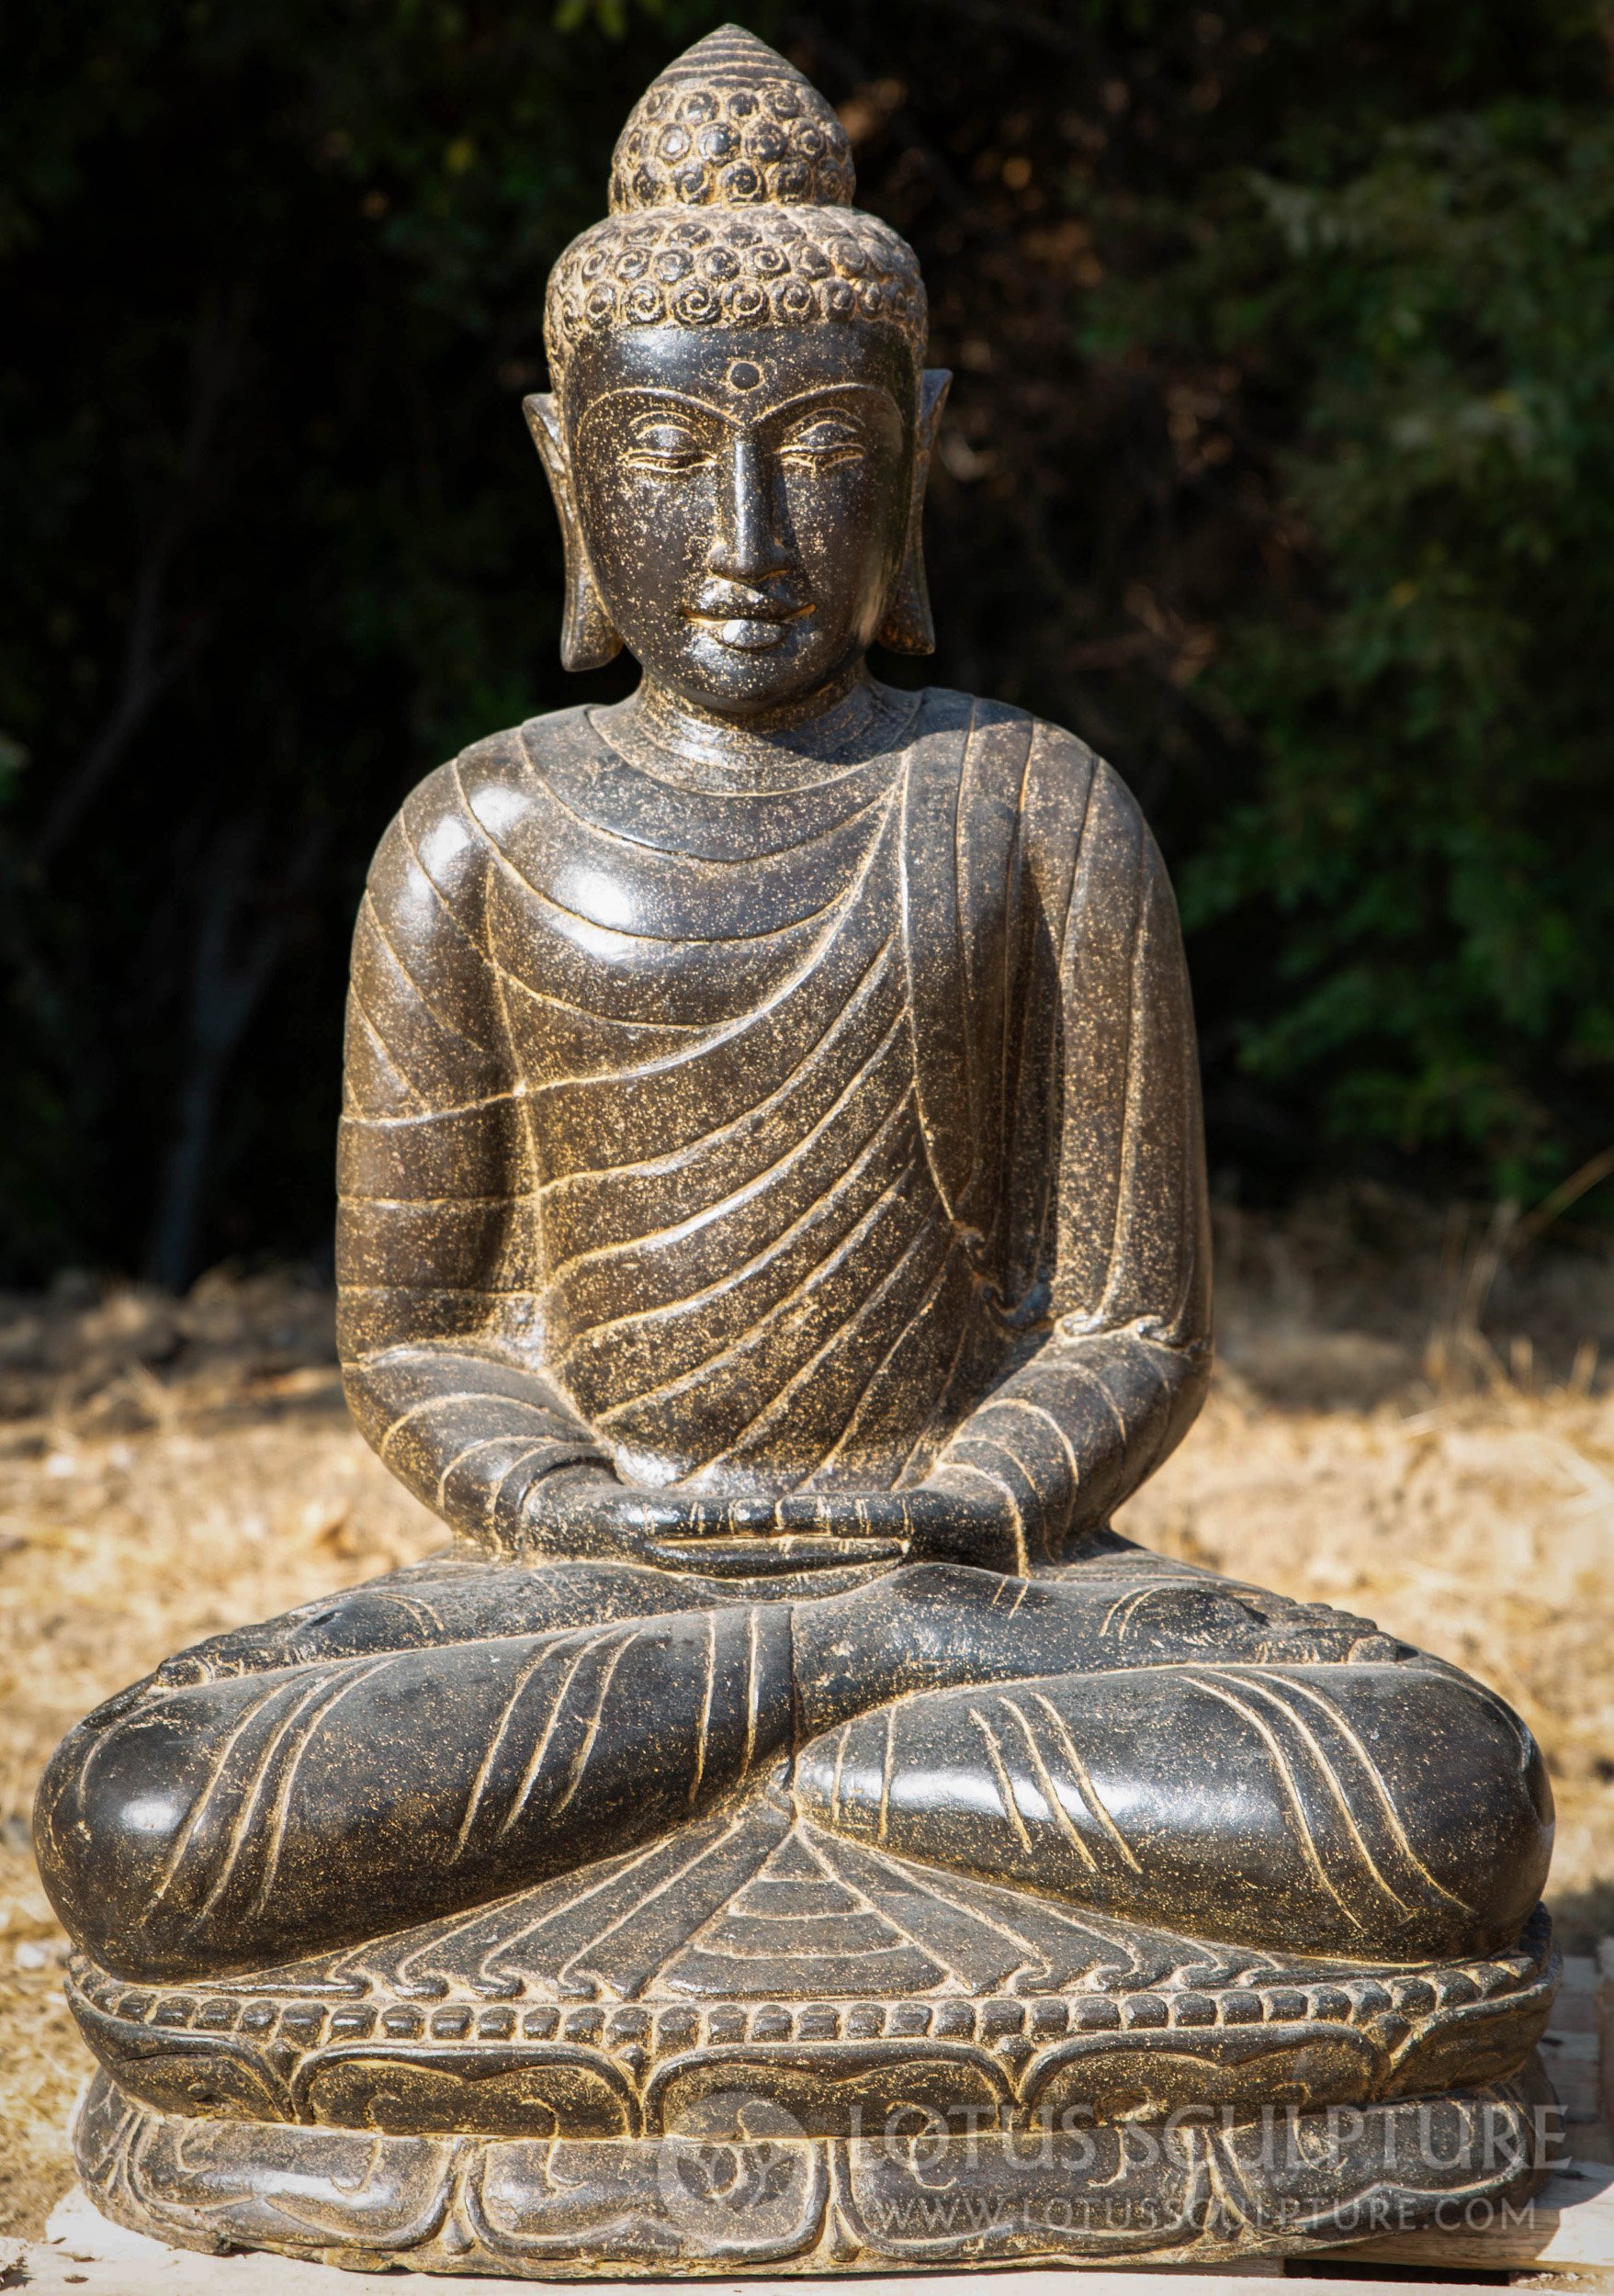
[2,0,1610,1283]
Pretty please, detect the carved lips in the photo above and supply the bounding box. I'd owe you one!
[687,578,813,651]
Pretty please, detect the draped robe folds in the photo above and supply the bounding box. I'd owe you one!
[335,685,1212,1553]
[33,689,1552,1985]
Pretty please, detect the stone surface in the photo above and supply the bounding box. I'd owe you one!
[66,1863,1555,2141]
[33,20,1555,2275]
[65,2063,1555,2276]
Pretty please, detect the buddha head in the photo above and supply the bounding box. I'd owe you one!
[527,26,949,715]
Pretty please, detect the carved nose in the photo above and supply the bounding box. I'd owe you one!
[707,433,793,587]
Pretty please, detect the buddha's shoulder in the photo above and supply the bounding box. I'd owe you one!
[373,708,594,883]
[402,707,589,825]
[920,685,1149,853]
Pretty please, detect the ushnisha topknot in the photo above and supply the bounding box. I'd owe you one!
[544,25,926,383]
[608,22,856,211]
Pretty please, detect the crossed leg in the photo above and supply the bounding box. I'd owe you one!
[789,1551,1551,1963]
[35,1554,796,1980]
[34,1541,1550,1982]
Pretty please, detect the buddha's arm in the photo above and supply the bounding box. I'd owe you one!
[929,749,1212,1566]
[338,760,609,1552]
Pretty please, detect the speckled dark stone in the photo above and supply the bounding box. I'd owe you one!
[37,25,1555,2276]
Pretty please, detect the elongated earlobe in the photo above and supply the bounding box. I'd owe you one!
[523,394,624,672]
[877,368,951,656]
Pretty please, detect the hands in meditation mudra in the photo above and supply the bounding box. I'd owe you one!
[40,30,1556,2276]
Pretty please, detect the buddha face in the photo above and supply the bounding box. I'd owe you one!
[551,323,926,715]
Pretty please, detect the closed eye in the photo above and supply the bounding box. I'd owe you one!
[623,421,714,472]
[779,417,864,468]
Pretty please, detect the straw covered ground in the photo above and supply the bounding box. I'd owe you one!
[3,1193,1613,2237]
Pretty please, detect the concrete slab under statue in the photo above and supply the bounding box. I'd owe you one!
[33,23,1557,2277]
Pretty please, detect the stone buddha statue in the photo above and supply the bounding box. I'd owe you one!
[39,28,1557,2277]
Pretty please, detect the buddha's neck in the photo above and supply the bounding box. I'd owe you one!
[594,667,920,793]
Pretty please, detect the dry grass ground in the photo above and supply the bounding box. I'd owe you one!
[3,1199,1613,2239]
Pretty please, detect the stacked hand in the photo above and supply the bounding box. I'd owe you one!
[768,1470,1023,1573]
[516,1462,1021,1575]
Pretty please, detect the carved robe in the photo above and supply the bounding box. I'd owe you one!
[33,692,1550,1986]
[338,687,1209,1559]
